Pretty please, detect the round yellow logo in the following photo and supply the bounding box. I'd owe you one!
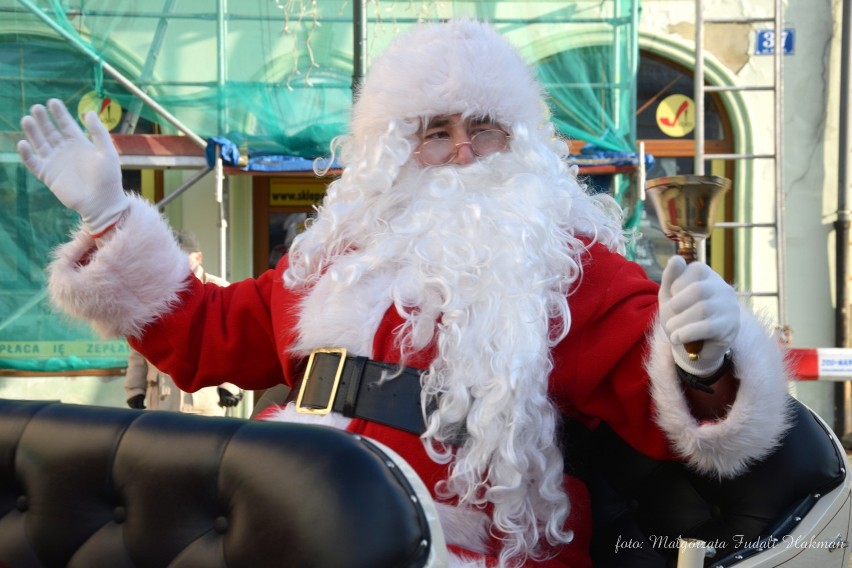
[77,91,123,131]
[656,94,695,138]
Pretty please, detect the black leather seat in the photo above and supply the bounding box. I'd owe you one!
[0,399,433,568]
[0,395,846,568]
[583,397,848,567]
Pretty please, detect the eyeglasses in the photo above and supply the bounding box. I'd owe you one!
[414,129,511,166]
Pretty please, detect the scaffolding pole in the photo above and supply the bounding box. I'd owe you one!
[155,167,214,210]
[352,0,367,94]
[120,0,177,134]
[837,0,852,435]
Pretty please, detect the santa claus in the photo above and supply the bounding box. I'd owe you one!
[18,19,790,568]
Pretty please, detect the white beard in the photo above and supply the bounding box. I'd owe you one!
[286,143,623,563]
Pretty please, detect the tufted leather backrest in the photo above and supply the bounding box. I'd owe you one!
[0,399,433,568]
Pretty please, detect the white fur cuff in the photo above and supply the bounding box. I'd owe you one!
[646,306,793,479]
[47,194,190,339]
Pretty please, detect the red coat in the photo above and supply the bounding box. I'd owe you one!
[129,242,674,567]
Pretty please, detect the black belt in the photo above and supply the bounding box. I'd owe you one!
[294,349,426,435]
[293,350,588,476]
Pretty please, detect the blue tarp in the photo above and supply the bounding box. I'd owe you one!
[206,137,339,172]
[568,144,655,170]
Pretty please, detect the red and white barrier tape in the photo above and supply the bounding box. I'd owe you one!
[787,348,852,381]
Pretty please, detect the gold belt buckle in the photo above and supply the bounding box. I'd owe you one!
[295,347,347,415]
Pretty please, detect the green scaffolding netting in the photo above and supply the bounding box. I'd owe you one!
[0,0,640,371]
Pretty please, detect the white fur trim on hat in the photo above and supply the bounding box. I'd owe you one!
[646,306,793,478]
[47,193,190,339]
[352,19,547,142]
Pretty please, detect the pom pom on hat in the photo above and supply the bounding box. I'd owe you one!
[351,19,547,142]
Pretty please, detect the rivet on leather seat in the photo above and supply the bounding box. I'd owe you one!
[214,516,229,534]
[16,495,28,512]
[114,506,127,523]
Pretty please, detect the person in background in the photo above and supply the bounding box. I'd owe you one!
[123,230,243,415]
[18,19,791,567]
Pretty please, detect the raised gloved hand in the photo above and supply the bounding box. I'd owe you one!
[17,98,129,235]
[658,256,740,376]
[218,388,243,408]
[127,394,146,410]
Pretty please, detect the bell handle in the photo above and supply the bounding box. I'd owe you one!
[683,340,704,361]
[676,237,704,361]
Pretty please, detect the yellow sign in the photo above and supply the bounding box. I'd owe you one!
[269,179,326,207]
[77,91,123,131]
[656,94,695,138]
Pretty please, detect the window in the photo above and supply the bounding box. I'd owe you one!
[635,52,735,282]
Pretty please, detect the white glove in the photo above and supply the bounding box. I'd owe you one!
[658,255,740,376]
[17,98,129,235]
